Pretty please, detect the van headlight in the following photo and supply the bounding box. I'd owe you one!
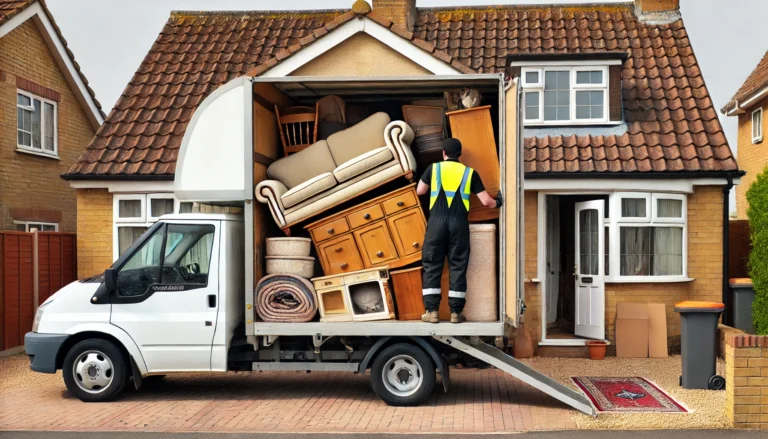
[32,302,50,333]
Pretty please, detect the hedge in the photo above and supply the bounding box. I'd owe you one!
[746,168,768,335]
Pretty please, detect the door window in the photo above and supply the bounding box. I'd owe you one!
[117,226,165,296]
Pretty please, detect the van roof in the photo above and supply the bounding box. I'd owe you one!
[159,213,243,222]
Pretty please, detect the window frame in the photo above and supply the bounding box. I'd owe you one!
[16,89,58,157]
[114,194,146,223]
[112,193,186,261]
[147,194,180,222]
[520,66,610,125]
[607,192,688,283]
[753,107,763,144]
[13,221,58,232]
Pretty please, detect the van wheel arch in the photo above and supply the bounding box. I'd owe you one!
[56,332,132,373]
[359,336,449,393]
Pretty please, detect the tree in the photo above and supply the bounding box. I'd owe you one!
[746,168,768,334]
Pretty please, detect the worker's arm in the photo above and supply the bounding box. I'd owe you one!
[476,190,498,209]
[416,180,430,196]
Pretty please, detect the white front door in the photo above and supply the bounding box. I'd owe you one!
[110,221,220,372]
[574,201,605,340]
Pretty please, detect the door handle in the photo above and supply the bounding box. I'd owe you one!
[207,294,216,308]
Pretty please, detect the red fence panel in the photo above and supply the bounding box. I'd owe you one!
[729,220,751,280]
[0,232,77,351]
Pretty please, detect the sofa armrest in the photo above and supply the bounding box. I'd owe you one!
[384,121,417,173]
[255,180,289,228]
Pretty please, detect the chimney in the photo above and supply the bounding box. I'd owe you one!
[635,0,680,23]
[372,0,417,31]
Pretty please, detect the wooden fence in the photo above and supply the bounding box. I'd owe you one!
[0,231,77,351]
[729,220,751,280]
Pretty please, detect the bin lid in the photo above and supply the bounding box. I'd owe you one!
[673,301,725,313]
[729,278,753,288]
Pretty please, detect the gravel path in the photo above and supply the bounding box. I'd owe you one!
[521,355,729,430]
[0,354,60,393]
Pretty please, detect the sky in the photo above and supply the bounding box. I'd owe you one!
[45,0,767,164]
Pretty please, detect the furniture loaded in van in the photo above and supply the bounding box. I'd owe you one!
[255,112,417,234]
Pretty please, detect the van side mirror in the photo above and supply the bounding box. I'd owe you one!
[105,268,117,292]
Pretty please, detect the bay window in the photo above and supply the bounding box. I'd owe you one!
[17,90,57,156]
[522,66,609,124]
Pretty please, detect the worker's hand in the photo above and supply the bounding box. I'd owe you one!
[495,191,503,208]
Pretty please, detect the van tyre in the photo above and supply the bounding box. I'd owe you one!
[371,343,435,406]
[62,339,128,402]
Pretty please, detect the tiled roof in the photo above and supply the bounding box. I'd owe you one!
[64,3,737,179]
[0,0,105,120]
[722,49,768,114]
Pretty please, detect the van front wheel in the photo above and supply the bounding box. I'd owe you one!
[370,343,435,406]
[62,339,128,402]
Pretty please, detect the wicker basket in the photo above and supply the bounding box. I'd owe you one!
[463,224,497,322]
[266,237,311,257]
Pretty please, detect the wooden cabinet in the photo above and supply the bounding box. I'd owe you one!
[306,184,426,276]
[446,105,500,222]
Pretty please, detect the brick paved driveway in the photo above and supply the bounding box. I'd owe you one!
[0,355,574,433]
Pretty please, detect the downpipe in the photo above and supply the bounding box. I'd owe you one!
[722,176,734,326]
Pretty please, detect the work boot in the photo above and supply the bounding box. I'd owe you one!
[450,312,466,323]
[421,311,439,323]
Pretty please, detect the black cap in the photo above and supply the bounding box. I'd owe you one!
[442,138,462,158]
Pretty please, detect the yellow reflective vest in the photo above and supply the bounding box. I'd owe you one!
[429,161,474,211]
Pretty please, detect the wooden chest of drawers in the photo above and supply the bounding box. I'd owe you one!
[305,184,426,276]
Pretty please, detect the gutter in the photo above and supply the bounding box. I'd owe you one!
[722,175,735,326]
[524,170,745,180]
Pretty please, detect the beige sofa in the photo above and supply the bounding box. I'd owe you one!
[256,112,417,231]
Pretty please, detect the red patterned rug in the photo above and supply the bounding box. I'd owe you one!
[572,377,689,413]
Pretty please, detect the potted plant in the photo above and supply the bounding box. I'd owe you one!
[585,340,608,360]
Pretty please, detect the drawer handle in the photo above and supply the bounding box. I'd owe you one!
[397,201,405,207]
[334,247,343,253]
[327,228,334,234]
[412,242,420,249]
[324,281,333,286]
[340,263,349,269]
[364,213,371,220]
[376,251,384,257]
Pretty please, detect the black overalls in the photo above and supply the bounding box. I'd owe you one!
[421,160,474,314]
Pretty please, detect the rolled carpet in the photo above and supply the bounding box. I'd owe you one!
[255,274,318,322]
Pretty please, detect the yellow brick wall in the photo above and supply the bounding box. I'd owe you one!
[523,186,723,350]
[724,335,768,430]
[76,189,113,279]
[0,20,96,233]
[734,97,768,219]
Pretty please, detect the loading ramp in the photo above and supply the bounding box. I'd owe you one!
[433,336,597,416]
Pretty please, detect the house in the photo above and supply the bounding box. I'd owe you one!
[63,0,742,353]
[0,0,103,233]
[722,49,768,219]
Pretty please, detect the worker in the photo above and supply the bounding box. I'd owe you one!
[416,138,502,323]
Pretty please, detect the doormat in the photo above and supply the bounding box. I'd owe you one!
[572,377,689,413]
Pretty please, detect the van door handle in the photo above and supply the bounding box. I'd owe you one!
[208,294,216,308]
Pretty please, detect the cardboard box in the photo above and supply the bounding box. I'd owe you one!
[615,303,649,358]
[647,303,668,358]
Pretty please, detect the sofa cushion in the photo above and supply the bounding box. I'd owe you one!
[326,112,390,166]
[333,146,394,183]
[280,172,337,208]
[267,140,336,189]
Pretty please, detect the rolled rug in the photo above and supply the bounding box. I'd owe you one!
[255,274,318,323]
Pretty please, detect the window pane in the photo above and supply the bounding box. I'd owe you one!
[43,225,56,232]
[544,71,570,121]
[579,209,599,275]
[575,90,604,120]
[151,198,175,218]
[652,227,683,276]
[179,202,194,213]
[16,223,27,232]
[31,99,41,149]
[620,227,651,276]
[44,103,54,151]
[620,227,683,276]
[162,224,215,285]
[621,198,646,217]
[118,227,161,296]
[604,226,610,276]
[657,198,683,218]
[754,110,763,140]
[525,71,539,84]
[17,93,31,106]
[118,226,149,256]
[118,199,142,218]
[576,70,603,84]
[525,91,540,120]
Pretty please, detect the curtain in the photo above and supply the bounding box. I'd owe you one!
[620,226,682,276]
[620,227,651,276]
[181,233,214,274]
[621,198,646,217]
[151,198,175,217]
[118,226,148,259]
[657,199,682,218]
[118,200,141,218]
[652,227,683,275]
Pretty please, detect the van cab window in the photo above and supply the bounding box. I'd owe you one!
[116,224,215,297]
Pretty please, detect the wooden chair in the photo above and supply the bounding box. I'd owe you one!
[275,105,318,155]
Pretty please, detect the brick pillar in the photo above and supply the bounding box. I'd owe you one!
[372,0,416,31]
[635,0,679,12]
[724,334,768,430]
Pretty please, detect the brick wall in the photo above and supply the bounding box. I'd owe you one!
[372,0,416,30]
[635,0,680,12]
[0,20,96,233]
[724,334,768,430]
[522,186,723,350]
[734,96,768,219]
[76,189,113,278]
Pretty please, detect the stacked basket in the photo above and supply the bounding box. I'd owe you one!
[265,238,315,278]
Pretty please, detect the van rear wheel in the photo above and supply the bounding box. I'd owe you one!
[371,343,435,406]
[62,339,128,402]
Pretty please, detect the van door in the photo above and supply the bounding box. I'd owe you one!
[503,77,524,327]
[110,222,220,372]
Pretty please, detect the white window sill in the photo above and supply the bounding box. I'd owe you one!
[753,138,763,145]
[524,120,623,127]
[16,147,60,160]
[605,277,694,284]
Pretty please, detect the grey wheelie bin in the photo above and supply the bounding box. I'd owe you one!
[729,278,755,334]
[674,301,725,390]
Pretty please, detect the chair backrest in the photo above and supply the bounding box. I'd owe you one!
[275,105,318,155]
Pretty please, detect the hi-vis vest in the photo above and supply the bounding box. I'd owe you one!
[429,161,474,211]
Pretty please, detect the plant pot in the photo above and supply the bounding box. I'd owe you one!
[266,256,315,279]
[266,237,312,257]
[586,341,608,360]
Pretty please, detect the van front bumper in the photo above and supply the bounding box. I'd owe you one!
[24,332,69,373]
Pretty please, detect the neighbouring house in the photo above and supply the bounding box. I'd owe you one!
[63,0,742,354]
[0,0,103,233]
[722,49,768,219]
